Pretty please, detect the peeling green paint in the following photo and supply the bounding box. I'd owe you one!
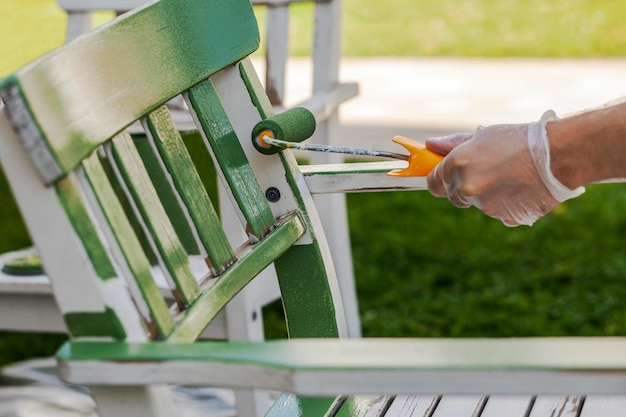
[238,59,340,339]
[146,106,235,273]
[133,133,200,256]
[238,59,275,120]
[187,79,275,239]
[110,132,200,306]
[6,0,259,179]
[55,175,117,281]
[82,152,174,337]
[167,212,306,343]
[0,78,64,184]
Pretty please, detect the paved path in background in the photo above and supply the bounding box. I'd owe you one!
[273,57,626,151]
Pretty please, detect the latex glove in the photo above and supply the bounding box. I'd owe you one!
[426,110,585,227]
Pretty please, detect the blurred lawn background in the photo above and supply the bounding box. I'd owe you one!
[0,0,626,363]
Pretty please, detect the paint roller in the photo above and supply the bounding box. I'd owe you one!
[251,107,444,176]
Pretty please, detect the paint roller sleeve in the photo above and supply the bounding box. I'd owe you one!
[252,107,316,155]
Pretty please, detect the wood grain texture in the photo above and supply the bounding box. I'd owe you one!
[82,151,173,336]
[145,106,235,274]
[0,0,259,181]
[109,133,200,306]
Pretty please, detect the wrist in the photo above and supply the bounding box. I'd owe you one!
[547,102,626,187]
[528,111,585,202]
[546,116,589,189]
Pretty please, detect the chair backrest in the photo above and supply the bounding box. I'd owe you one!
[0,0,347,348]
[55,0,363,340]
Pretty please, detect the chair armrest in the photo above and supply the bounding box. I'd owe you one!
[301,162,428,194]
[58,337,626,396]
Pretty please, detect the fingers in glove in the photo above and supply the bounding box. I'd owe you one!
[425,132,473,155]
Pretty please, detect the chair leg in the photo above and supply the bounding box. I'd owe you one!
[90,386,178,417]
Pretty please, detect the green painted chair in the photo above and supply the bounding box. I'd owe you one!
[2,0,626,416]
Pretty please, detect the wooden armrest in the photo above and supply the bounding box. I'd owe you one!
[58,337,626,395]
[301,161,428,194]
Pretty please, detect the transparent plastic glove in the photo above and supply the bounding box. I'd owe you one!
[426,110,585,227]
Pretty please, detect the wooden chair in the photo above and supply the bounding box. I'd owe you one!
[0,0,361,342]
[56,0,362,338]
[1,1,626,416]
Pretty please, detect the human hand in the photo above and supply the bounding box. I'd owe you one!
[425,111,585,227]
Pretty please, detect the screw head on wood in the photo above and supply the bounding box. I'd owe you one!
[265,187,281,202]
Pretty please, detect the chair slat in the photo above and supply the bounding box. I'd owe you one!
[186,79,276,239]
[82,152,174,337]
[144,106,235,274]
[54,175,129,339]
[265,394,344,417]
[335,396,393,417]
[108,132,200,306]
[167,212,306,342]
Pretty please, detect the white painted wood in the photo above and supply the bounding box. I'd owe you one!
[54,0,362,342]
[527,396,582,417]
[311,1,341,95]
[220,180,274,417]
[65,12,92,42]
[307,0,362,338]
[265,4,289,105]
[479,396,532,417]
[0,109,179,417]
[58,338,626,396]
[209,63,349,338]
[294,82,359,122]
[430,396,486,417]
[90,386,178,417]
[210,63,315,241]
[0,111,140,336]
[0,292,65,332]
[579,396,626,417]
[385,395,439,417]
[363,396,394,417]
[63,359,626,396]
[301,162,429,193]
[0,248,233,337]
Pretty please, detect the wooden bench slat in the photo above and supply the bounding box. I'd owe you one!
[144,106,235,274]
[479,396,532,417]
[384,395,439,417]
[527,396,582,417]
[187,79,276,239]
[109,133,200,306]
[265,394,344,417]
[82,152,174,337]
[334,396,392,417]
[166,212,306,342]
[579,396,626,417]
[430,396,486,417]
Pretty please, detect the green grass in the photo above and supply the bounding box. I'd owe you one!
[349,185,626,337]
[3,0,625,77]
[262,182,626,339]
[1,0,626,365]
[263,0,626,57]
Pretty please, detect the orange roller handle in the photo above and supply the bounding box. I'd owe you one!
[387,135,444,177]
